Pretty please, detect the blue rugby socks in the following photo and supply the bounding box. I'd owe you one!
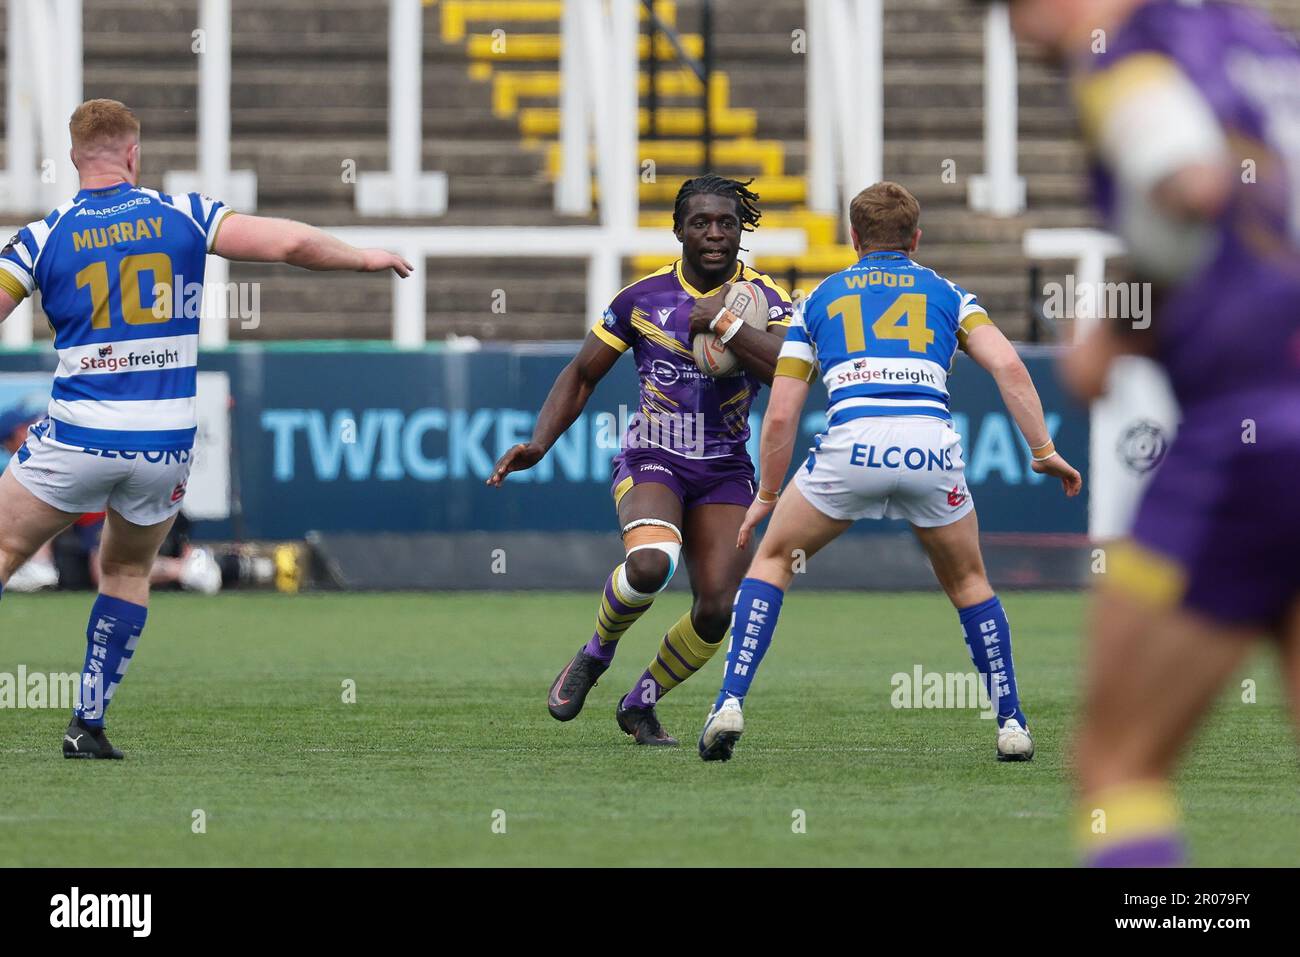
[75,594,148,728]
[713,577,784,712]
[958,594,1026,728]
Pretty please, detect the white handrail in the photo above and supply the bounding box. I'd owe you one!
[969,1,1026,216]
[325,225,809,349]
[356,0,448,217]
[0,0,83,214]
[555,0,639,231]
[1022,227,1179,541]
[163,0,259,349]
[555,0,591,215]
[805,0,883,217]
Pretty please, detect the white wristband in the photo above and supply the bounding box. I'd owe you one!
[717,317,744,344]
[709,306,732,332]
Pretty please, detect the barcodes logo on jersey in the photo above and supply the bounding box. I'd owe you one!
[72,196,151,217]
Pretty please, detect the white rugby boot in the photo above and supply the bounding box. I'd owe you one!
[996,718,1035,762]
[698,695,744,762]
[6,559,58,592]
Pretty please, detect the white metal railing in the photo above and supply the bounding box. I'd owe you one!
[356,0,448,218]
[163,0,258,350]
[806,0,882,216]
[0,0,803,352]
[324,225,808,349]
[0,0,82,214]
[804,0,1025,218]
[1022,228,1179,540]
[969,1,1026,216]
[555,0,639,235]
[0,224,807,349]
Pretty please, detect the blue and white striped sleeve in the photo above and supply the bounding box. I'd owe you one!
[187,193,235,251]
[0,226,39,302]
[774,293,818,383]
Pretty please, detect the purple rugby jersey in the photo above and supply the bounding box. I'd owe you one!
[592,259,793,459]
[1072,0,1300,626]
[1074,0,1300,414]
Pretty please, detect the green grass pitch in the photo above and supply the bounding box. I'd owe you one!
[0,590,1295,867]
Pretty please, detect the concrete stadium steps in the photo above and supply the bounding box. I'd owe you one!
[225,257,588,342]
[8,0,1300,343]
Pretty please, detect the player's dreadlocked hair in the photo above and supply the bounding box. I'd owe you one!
[672,174,762,233]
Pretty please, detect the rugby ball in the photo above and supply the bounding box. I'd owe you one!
[693,280,766,377]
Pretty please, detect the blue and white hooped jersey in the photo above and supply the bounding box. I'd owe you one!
[774,251,993,427]
[0,182,232,451]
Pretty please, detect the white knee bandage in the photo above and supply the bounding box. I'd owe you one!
[622,518,683,592]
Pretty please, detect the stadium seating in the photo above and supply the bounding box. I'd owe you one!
[7,0,1300,342]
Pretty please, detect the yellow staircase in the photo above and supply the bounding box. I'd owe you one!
[432,0,856,295]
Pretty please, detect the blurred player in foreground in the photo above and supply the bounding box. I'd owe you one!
[488,175,793,745]
[995,0,1300,865]
[698,182,1082,762]
[0,99,411,758]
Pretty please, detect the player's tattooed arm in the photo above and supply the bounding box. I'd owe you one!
[212,214,413,276]
[487,332,622,487]
[966,323,1082,498]
[687,285,783,383]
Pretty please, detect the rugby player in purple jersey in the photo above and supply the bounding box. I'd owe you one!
[991,0,1300,865]
[488,175,794,745]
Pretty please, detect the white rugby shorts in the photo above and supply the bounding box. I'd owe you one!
[6,419,192,526]
[794,415,974,528]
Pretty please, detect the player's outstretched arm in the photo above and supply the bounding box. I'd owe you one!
[487,332,621,487]
[965,323,1082,498]
[212,213,413,276]
[737,372,810,548]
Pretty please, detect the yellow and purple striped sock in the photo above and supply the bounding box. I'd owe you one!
[622,611,722,709]
[582,562,655,664]
[1078,780,1185,867]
